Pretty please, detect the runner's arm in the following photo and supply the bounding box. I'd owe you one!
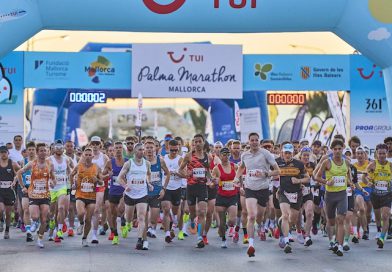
[118,161,130,188]
[160,157,170,190]
[178,153,190,178]
[314,159,329,184]
[176,157,186,178]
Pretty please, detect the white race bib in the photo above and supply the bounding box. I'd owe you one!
[332,176,346,187]
[25,175,31,185]
[346,187,352,196]
[284,191,298,204]
[193,168,206,178]
[56,174,67,185]
[129,178,145,189]
[313,188,319,197]
[81,182,94,193]
[302,186,311,196]
[247,169,263,179]
[151,172,161,182]
[112,176,120,186]
[222,181,235,191]
[375,181,389,191]
[33,180,47,194]
[0,180,12,189]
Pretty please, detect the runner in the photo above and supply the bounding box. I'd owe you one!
[179,134,213,249]
[17,143,56,248]
[48,140,74,243]
[276,143,309,253]
[363,143,392,249]
[90,136,110,244]
[118,143,153,250]
[0,146,20,239]
[70,147,103,247]
[212,147,239,248]
[233,132,280,257]
[103,141,127,245]
[315,139,367,256]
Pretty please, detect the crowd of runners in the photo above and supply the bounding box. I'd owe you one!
[0,133,391,257]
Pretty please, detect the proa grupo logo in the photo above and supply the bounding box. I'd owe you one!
[254,63,272,80]
[85,56,115,84]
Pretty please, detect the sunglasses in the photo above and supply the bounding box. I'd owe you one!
[91,142,100,146]
[126,142,134,145]
[170,149,178,152]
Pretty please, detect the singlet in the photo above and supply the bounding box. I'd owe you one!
[276,157,305,193]
[92,152,106,188]
[109,157,127,196]
[0,159,14,190]
[217,163,238,197]
[28,160,51,199]
[303,162,316,196]
[164,154,182,190]
[187,152,209,185]
[50,155,68,191]
[75,163,98,200]
[325,159,348,193]
[125,158,148,199]
[149,156,162,196]
[22,157,32,187]
[353,161,369,188]
[229,156,241,165]
[371,160,392,195]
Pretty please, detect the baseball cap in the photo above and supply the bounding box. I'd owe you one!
[220,147,230,154]
[90,136,101,143]
[0,146,8,152]
[214,141,223,147]
[300,146,312,153]
[300,138,309,144]
[343,147,352,154]
[356,146,366,153]
[312,140,322,147]
[282,143,294,153]
[164,134,173,141]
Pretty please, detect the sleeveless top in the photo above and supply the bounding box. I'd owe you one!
[217,163,238,197]
[164,154,182,190]
[109,157,127,196]
[50,155,68,191]
[325,159,348,193]
[0,159,14,190]
[372,160,392,195]
[125,158,148,199]
[28,160,51,199]
[149,156,162,196]
[187,152,209,185]
[22,157,32,187]
[75,163,98,200]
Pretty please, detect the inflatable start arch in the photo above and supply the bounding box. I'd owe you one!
[0,0,392,120]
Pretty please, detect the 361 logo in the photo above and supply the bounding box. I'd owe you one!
[254,63,272,80]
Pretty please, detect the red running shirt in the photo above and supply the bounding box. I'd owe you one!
[217,163,238,197]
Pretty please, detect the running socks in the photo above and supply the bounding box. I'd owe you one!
[243,228,247,235]
[197,223,202,237]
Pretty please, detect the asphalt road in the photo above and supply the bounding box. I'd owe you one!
[0,224,392,272]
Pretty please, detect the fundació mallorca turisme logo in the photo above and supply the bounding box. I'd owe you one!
[85,56,115,83]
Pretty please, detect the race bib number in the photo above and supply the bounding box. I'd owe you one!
[130,178,145,189]
[313,188,319,197]
[81,182,94,193]
[222,181,235,191]
[112,176,120,186]
[357,173,363,182]
[247,169,262,179]
[346,187,352,196]
[284,191,298,204]
[25,175,31,185]
[302,186,311,196]
[33,180,47,194]
[151,172,161,182]
[56,174,67,185]
[375,181,389,191]
[332,176,346,187]
[0,180,12,189]
[193,168,206,178]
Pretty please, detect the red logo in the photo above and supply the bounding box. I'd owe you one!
[167,48,187,63]
[143,0,186,14]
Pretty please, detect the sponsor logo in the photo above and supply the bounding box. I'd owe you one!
[254,63,273,80]
[0,9,27,23]
[300,66,311,79]
[85,56,115,84]
[35,60,44,70]
[357,64,383,80]
[0,63,13,104]
[143,0,186,14]
[167,48,187,63]
[355,125,392,133]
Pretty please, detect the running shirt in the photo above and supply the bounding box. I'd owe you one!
[371,160,392,195]
[125,158,148,199]
[276,157,306,193]
[50,155,68,191]
[22,157,31,187]
[28,160,51,199]
[325,159,348,193]
[92,152,105,169]
[217,163,238,197]
[164,154,182,190]
[229,156,241,165]
[75,163,98,200]
[187,152,209,185]
[0,159,14,190]
[109,157,127,196]
[149,156,162,196]
[241,148,276,191]
[354,161,369,188]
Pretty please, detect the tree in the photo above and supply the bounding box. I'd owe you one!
[187,108,207,135]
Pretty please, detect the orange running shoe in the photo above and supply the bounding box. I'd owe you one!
[202,235,209,245]
[68,228,74,237]
[108,232,114,241]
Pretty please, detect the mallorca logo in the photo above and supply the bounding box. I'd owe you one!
[254,63,272,80]
[301,66,311,80]
[85,56,115,84]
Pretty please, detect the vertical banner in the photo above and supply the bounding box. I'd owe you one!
[135,93,143,140]
[29,105,58,144]
[240,107,262,143]
[234,101,241,139]
[108,112,113,139]
[154,110,158,138]
[205,106,214,144]
[0,52,24,146]
[327,92,346,140]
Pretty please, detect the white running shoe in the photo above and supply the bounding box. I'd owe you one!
[31,222,38,233]
[37,238,44,248]
[77,224,84,236]
[297,233,305,244]
[142,240,149,250]
[221,241,228,249]
[82,239,89,247]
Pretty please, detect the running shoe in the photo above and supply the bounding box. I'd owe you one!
[297,233,305,244]
[99,226,106,236]
[48,235,54,242]
[377,238,384,249]
[279,237,285,249]
[37,238,44,248]
[146,228,152,238]
[375,232,381,240]
[0,221,3,232]
[258,230,266,241]
[311,224,318,236]
[211,221,217,229]
[189,222,197,235]
[91,235,99,244]
[21,224,26,233]
[352,235,359,243]
[221,240,228,249]
[336,246,344,257]
[26,232,34,242]
[56,230,64,240]
[362,231,369,240]
[54,235,61,243]
[332,243,339,253]
[328,241,334,250]
[136,239,143,250]
[304,237,313,247]
[232,232,239,243]
[112,236,119,245]
[288,232,294,243]
[82,238,89,247]
[273,227,280,239]
[247,245,255,257]
[121,226,128,238]
[165,235,172,243]
[343,242,350,251]
[62,223,67,233]
[202,235,209,245]
[243,234,249,244]
[108,232,114,241]
[178,230,185,240]
[196,237,205,248]
[4,231,9,239]
[49,219,55,230]
[68,228,74,237]
[284,243,292,254]
[228,227,234,238]
[142,240,149,250]
[77,224,84,236]
[170,229,175,239]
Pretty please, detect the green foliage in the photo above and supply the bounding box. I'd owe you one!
[188,108,207,134]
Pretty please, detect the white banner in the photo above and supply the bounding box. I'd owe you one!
[132,44,243,99]
[135,93,143,127]
[234,101,241,133]
[240,107,262,143]
[327,92,346,140]
[30,105,57,144]
[205,106,213,143]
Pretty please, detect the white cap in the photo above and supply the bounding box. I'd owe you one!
[343,147,352,154]
[90,136,101,142]
[282,143,294,153]
[300,138,309,144]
